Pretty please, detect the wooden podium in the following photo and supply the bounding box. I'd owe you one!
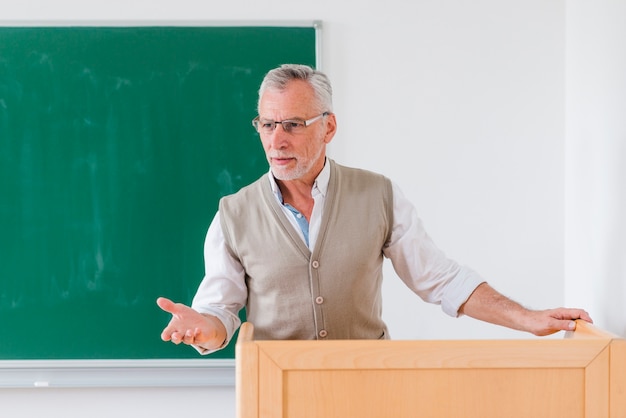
[236,321,626,418]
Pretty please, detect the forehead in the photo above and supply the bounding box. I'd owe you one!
[259,80,318,118]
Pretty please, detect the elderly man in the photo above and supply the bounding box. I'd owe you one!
[157,64,591,353]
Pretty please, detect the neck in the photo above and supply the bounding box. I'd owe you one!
[276,167,323,222]
[275,157,325,200]
[277,177,314,203]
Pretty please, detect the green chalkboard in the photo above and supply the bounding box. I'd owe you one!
[0,25,317,360]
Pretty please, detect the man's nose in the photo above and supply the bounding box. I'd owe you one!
[268,124,290,145]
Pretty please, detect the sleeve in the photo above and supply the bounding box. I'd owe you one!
[190,211,248,354]
[383,182,485,317]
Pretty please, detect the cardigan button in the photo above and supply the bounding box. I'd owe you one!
[318,329,328,338]
[311,260,320,268]
[315,296,324,305]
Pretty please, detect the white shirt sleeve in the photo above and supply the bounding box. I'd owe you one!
[383,182,485,317]
[190,212,247,354]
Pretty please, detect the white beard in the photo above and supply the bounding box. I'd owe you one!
[270,143,325,181]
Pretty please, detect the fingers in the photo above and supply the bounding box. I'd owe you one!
[158,297,185,343]
[158,297,209,346]
[533,308,593,336]
[169,328,202,345]
[527,307,592,336]
[553,308,593,324]
[157,297,225,349]
[170,331,185,345]
[165,329,192,345]
[156,297,177,314]
[561,308,593,332]
[575,309,593,323]
[561,319,577,332]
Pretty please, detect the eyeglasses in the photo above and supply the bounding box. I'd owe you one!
[252,112,329,135]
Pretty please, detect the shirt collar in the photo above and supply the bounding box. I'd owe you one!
[268,158,331,203]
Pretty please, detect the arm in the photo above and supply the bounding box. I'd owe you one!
[156,297,227,349]
[458,282,593,336]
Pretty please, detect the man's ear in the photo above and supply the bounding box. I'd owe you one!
[323,113,337,144]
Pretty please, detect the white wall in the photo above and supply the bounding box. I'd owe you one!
[1,0,622,417]
[565,0,626,337]
[1,386,235,418]
[350,1,568,341]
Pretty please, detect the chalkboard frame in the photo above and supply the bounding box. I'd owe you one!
[0,20,321,387]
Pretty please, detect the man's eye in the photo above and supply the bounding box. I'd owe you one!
[286,121,304,129]
[261,122,275,129]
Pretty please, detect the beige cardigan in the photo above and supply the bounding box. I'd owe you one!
[219,160,394,341]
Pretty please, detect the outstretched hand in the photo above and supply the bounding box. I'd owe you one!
[156,297,226,349]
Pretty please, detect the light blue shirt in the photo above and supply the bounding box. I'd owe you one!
[268,158,331,249]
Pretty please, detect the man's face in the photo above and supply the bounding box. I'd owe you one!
[257,80,335,183]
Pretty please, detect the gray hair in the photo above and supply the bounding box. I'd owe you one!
[257,64,333,113]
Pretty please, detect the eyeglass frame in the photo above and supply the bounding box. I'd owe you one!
[251,112,329,134]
